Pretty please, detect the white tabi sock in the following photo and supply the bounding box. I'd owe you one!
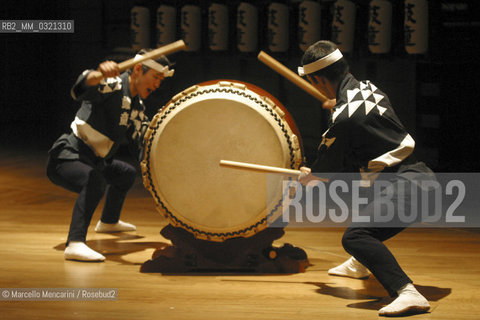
[328,256,370,279]
[94,220,136,233]
[64,241,105,262]
[379,283,430,316]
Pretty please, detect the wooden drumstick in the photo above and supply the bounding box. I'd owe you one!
[257,50,328,103]
[90,39,187,81]
[220,160,301,177]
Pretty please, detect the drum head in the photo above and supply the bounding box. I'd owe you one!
[142,81,302,241]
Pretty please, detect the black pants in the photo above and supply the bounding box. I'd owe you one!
[342,226,411,297]
[47,156,136,245]
[341,178,418,297]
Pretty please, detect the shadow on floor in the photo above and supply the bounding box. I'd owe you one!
[306,279,451,311]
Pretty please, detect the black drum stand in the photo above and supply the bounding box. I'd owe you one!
[140,224,309,274]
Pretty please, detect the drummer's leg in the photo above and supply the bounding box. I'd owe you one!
[342,226,410,296]
[95,159,136,232]
[47,157,107,244]
[340,178,430,316]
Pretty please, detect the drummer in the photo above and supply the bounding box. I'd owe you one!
[46,50,175,262]
[297,40,434,316]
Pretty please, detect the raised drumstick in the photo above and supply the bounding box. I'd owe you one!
[257,50,328,103]
[219,160,301,177]
[90,40,187,81]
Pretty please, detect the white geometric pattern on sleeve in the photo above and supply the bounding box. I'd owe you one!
[98,76,122,93]
[332,81,387,123]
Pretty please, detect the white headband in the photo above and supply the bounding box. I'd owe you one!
[297,49,343,76]
[134,54,174,77]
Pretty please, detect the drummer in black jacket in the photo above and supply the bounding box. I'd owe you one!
[47,51,174,262]
[297,40,434,316]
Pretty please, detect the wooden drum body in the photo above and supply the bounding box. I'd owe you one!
[141,80,303,242]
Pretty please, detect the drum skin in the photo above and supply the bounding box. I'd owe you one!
[141,80,303,242]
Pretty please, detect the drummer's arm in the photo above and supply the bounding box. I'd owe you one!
[71,61,120,101]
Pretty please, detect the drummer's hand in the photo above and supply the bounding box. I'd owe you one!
[98,61,120,78]
[298,166,312,185]
[298,167,329,185]
[86,61,120,86]
[322,98,337,110]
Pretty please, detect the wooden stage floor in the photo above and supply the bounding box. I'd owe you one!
[0,147,479,319]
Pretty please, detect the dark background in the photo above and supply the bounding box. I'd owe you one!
[1,0,479,171]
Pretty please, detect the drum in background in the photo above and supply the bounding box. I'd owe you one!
[141,80,303,242]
